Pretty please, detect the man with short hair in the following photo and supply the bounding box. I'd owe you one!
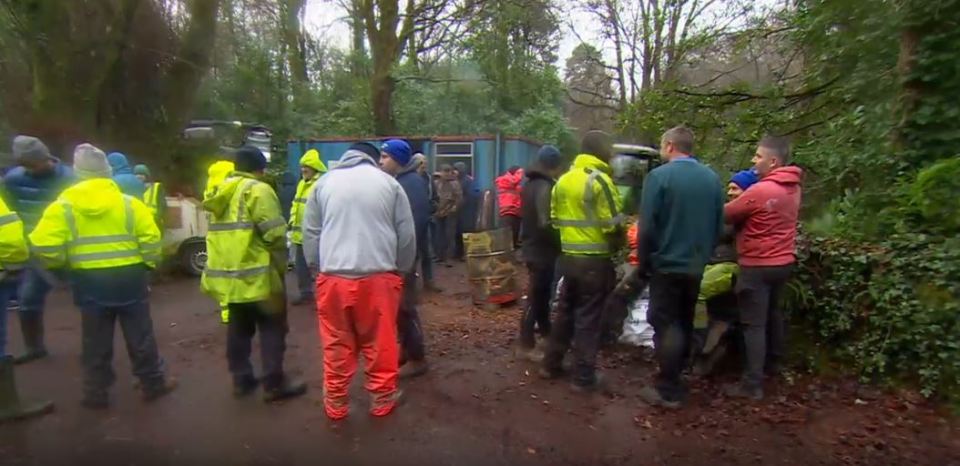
[304,142,415,420]
[3,135,75,364]
[638,126,725,409]
[202,146,307,402]
[515,145,563,362]
[30,143,175,409]
[433,164,462,264]
[723,135,803,400]
[379,139,430,378]
[540,131,622,393]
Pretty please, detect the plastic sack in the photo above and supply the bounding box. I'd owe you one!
[698,262,738,302]
[619,286,655,347]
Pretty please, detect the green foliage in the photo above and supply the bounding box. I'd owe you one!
[907,158,960,233]
[794,234,960,401]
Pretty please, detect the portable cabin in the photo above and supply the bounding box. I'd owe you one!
[286,134,545,191]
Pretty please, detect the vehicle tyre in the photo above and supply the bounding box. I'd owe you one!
[179,240,207,277]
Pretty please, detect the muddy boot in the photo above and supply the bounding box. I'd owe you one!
[723,382,763,401]
[570,373,611,395]
[263,378,307,403]
[142,377,178,402]
[0,356,54,422]
[233,375,260,398]
[14,314,48,365]
[398,360,430,379]
[513,344,544,363]
[638,385,682,410]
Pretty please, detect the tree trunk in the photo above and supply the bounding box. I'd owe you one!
[281,0,309,85]
[604,0,628,110]
[894,26,921,151]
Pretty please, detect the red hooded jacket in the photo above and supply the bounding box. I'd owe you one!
[724,166,803,267]
[495,169,524,217]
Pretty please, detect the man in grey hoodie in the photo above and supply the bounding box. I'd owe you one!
[302,142,416,421]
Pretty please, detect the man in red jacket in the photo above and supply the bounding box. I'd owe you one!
[722,135,803,401]
[495,166,524,248]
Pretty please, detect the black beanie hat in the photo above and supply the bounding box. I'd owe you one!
[349,142,380,160]
[234,145,268,173]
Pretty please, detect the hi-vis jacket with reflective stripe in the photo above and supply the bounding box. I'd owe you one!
[201,172,287,305]
[289,149,327,245]
[143,182,161,215]
[29,179,161,270]
[550,153,624,256]
[0,196,29,272]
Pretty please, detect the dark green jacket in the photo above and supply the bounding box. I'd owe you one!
[639,157,724,275]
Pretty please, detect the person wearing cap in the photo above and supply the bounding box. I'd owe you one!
[288,149,328,306]
[201,146,307,402]
[514,145,564,362]
[29,143,176,409]
[107,152,146,198]
[303,142,415,420]
[379,139,430,379]
[539,132,623,393]
[134,164,166,232]
[3,135,76,364]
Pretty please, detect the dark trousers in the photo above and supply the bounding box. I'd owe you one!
[398,272,426,362]
[18,267,52,315]
[227,302,288,389]
[502,215,521,248]
[81,301,165,395]
[418,231,434,282]
[436,215,458,262]
[0,280,17,357]
[647,272,701,402]
[520,260,555,348]
[293,244,315,300]
[543,255,615,386]
[737,264,793,389]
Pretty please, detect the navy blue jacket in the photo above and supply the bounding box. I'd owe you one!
[2,162,76,230]
[396,167,431,248]
[457,174,480,232]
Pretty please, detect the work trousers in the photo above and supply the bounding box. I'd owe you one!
[398,271,426,362]
[0,280,16,357]
[226,301,288,389]
[18,267,52,316]
[435,215,458,262]
[81,301,165,396]
[519,260,555,349]
[502,215,521,249]
[543,255,616,386]
[418,230,434,283]
[737,264,793,389]
[647,272,701,402]
[293,244,315,300]
[316,272,403,420]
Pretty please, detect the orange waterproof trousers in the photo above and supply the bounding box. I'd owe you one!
[316,272,403,420]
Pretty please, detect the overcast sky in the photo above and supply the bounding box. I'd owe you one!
[302,0,604,73]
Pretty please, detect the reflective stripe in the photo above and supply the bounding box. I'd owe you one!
[204,265,270,278]
[562,242,610,253]
[144,183,160,208]
[31,245,64,254]
[62,203,79,239]
[71,249,142,262]
[294,197,307,204]
[554,217,623,228]
[70,234,137,246]
[209,222,254,232]
[0,212,20,226]
[258,217,286,232]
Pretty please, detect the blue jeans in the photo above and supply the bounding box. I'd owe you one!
[0,280,14,356]
[18,267,53,315]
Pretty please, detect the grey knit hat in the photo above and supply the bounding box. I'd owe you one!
[12,135,52,164]
[73,143,113,179]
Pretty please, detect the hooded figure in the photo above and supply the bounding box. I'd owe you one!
[107,152,146,198]
[288,149,328,305]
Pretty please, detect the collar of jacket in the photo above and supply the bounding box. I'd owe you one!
[333,149,377,171]
[572,153,612,175]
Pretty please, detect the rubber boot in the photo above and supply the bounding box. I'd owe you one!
[14,313,48,365]
[263,377,307,403]
[0,356,54,422]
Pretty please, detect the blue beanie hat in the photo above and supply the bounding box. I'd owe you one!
[381,139,412,167]
[537,145,562,170]
[730,169,759,190]
[234,145,268,173]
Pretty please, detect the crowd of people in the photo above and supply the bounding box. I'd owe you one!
[0,125,801,423]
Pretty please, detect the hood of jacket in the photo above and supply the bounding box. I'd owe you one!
[332,149,377,171]
[572,153,612,176]
[762,166,803,186]
[107,152,133,175]
[202,172,257,217]
[495,169,524,190]
[60,178,123,217]
[299,150,328,175]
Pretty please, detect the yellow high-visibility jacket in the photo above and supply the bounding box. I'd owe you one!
[29,178,161,270]
[143,181,166,229]
[550,153,624,256]
[288,149,327,245]
[0,196,29,273]
[204,161,236,199]
[201,172,287,307]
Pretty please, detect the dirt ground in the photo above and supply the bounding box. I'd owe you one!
[0,263,957,466]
